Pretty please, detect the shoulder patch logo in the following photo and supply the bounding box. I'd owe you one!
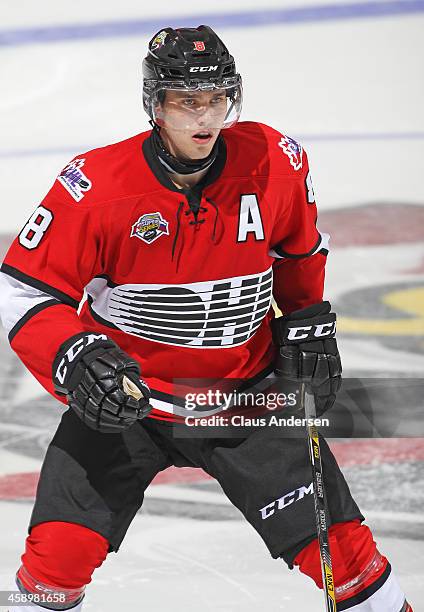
[57,158,92,202]
[278,135,303,171]
[131,212,169,244]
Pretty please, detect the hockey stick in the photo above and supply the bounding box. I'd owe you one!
[302,383,337,612]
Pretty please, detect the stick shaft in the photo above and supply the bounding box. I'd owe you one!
[303,385,337,612]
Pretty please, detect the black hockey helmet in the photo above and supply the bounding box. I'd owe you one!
[142,25,243,129]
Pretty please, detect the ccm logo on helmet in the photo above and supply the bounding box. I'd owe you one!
[189,65,218,72]
[260,483,313,520]
[287,321,336,342]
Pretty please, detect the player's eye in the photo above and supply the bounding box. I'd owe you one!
[182,98,196,107]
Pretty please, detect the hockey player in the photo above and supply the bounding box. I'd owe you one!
[0,26,412,611]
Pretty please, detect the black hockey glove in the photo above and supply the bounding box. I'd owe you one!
[52,332,151,433]
[271,301,342,416]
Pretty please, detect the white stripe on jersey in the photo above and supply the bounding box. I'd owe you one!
[149,371,277,416]
[0,272,56,335]
[269,231,330,260]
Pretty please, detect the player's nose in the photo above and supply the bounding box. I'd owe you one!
[194,108,214,128]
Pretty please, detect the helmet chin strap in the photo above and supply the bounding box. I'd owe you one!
[150,121,220,176]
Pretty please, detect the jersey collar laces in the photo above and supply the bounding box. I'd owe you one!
[146,123,224,271]
[171,195,221,271]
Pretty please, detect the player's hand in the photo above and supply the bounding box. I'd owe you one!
[271,301,342,416]
[52,332,151,433]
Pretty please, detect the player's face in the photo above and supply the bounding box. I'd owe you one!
[158,89,227,160]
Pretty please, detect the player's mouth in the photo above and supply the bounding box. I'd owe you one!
[192,131,213,144]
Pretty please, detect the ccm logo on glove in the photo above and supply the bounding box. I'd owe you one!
[55,333,109,385]
[52,332,151,433]
[271,301,342,417]
[286,321,336,342]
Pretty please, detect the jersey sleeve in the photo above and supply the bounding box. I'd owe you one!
[269,147,329,314]
[0,173,103,403]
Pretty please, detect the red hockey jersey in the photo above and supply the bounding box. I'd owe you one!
[0,122,328,420]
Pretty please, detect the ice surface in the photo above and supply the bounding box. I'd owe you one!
[0,503,422,611]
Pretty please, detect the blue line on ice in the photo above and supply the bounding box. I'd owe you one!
[1,1,424,47]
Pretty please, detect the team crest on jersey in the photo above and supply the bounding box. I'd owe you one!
[57,158,92,202]
[278,135,303,171]
[86,268,273,349]
[151,30,168,51]
[131,212,169,244]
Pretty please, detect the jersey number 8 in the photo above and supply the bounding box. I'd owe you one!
[19,206,53,250]
[305,171,315,204]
